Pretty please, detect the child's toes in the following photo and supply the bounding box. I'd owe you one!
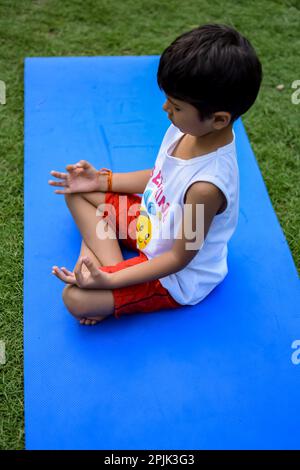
[79,318,97,326]
[80,318,90,325]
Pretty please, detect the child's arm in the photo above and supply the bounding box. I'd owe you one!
[111,169,152,194]
[49,161,152,195]
[109,181,224,289]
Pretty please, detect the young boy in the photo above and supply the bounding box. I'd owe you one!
[49,23,262,325]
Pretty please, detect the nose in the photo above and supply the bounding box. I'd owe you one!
[162,100,169,112]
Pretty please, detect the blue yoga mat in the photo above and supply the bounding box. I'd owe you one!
[24,56,300,450]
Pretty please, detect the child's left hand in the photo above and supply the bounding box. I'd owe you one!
[52,257,112,289]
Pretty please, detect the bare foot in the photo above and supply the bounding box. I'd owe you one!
[79,315,107,326]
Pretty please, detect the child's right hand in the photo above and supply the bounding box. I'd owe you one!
[48,160,105,194]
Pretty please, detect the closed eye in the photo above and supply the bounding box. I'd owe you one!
[165,95,181,112]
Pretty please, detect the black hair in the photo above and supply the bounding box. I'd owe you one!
[157,23,263,123]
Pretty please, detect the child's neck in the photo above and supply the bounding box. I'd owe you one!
[192,124,234,155]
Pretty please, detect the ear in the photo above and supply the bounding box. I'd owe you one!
[212,111,232,130]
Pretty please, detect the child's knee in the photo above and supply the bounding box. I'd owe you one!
[62,285,80,315]
[64,192,82,205]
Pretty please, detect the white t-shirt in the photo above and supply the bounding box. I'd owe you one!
[136,123,239,305]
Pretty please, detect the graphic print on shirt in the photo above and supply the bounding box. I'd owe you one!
[136,165,172,251]
[136,189,159,250]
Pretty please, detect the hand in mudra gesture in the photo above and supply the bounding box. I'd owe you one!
[48,159,104,194]
[52,256,112,289]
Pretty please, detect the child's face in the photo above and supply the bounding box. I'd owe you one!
[162,94,230,137]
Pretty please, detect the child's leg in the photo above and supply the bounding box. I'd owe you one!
[70,239,111,325]
[80,191,108,208]
[64,192,124,267]
[73,239,101,272]
[62,283,114,326]
[62,191,145,326]
[63,192,123,325]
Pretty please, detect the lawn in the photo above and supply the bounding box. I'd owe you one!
[0,0,299,450]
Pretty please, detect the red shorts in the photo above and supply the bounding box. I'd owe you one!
[98,191,182,319]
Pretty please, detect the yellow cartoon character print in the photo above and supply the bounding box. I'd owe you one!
[136,208,152,250]
[136,189,162,250]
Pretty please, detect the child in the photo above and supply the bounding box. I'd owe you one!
[49,23,262,325]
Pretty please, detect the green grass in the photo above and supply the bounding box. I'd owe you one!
[0,0,299,450]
